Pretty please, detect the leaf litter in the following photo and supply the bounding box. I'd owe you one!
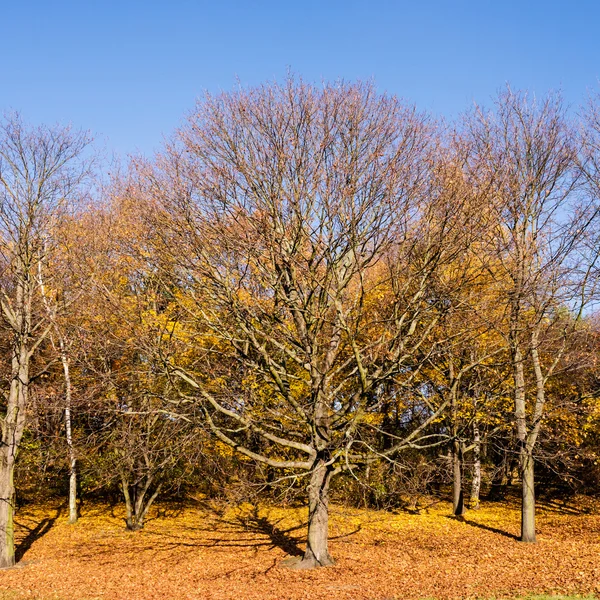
[1,497,599,600]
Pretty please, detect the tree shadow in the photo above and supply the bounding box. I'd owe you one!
[72,501,362,567]
[536,497,591,516]
[15,506,62,562]
[224,506,305,556]
[144,501,190,525]
[226,505,362,555]
[446,515,519,540]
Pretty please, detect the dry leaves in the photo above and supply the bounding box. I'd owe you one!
[1,497,599,600]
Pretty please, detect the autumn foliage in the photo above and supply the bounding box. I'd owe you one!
[1,78,600,598]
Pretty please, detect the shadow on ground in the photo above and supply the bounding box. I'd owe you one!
[14,506,62,562]
[70,501,362,566]
[446,514,519,540]
[230,506,304,556]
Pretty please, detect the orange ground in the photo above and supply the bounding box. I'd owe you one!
[1,497,599,600]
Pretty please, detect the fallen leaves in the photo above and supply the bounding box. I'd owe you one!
[0,497,599,600]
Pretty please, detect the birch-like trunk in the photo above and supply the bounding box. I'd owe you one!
[59,340,77,524]
[469,421,481,510]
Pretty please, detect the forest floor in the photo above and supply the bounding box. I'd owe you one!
[0,496,599,600]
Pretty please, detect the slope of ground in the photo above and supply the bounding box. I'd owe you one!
[0,497,599,600]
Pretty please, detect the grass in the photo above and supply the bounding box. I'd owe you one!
[518,597,597,600]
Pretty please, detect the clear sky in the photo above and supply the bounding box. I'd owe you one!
[1,0,599,159]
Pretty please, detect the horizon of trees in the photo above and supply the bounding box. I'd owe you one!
[2,78,600,569]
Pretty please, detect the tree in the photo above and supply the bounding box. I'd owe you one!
[140,78,479,568]
[0,114,92,566]
[462,88,594,542]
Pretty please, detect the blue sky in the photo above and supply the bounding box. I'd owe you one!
[1,1,598,158]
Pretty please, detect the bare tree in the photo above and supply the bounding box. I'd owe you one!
[140,78,478,568]
[0,114,92,566]
[463,88,593,542]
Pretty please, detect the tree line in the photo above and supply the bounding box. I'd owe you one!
[2,78,600,569]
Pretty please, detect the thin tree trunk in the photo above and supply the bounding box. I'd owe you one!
[38,259,78,524]
[520,445,536,542]
[121,473,135,530]
[138,483,162,528]
[122,472,160,531]
[452,440,465,516]
[449,367,464,517]
[519,328,547,544]
[512,340,536,542]
[130,475,152,531]
[469,421,481,510]
[59,340,77,524]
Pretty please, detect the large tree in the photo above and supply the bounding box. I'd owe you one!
[139,78,479,568]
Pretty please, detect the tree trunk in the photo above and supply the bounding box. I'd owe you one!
[68,460,77,524]
[512,340,536,542]
[121,473,135,530]
[287,459,334,569]
[520,445,536,543]
[449,369,464,517]
[0,452,15,569]
[0,346,29,568]
[304,461,333,566]
[469,422,481,510]
[520,328,545,543]
[136,484,161,530]
[60,342,77,525]
[452,440,465,516]
[121,472,161,531]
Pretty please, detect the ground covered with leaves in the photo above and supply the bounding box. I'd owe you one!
[1,497,599,600]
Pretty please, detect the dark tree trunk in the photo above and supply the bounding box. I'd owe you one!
[487,449,517,501]
[452,440,465,516]
[487,461,507,501]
